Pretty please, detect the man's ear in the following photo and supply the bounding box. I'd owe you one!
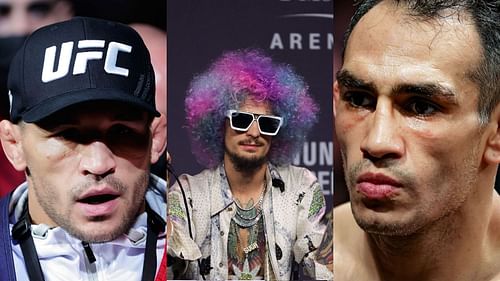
[333,80,340,118]
[484,104,500,165]
[0,120,26,171]
[150,114,167,164]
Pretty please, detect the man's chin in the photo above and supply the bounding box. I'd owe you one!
[353,213,423,237]
[226,150,267,172]
[69,224,125,242]
[358,222,409,236]
[61,217,133,242]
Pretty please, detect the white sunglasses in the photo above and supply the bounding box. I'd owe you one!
[226,110,283,136]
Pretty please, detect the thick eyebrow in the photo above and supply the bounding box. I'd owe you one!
[337,69,459,104]
[393,84,459,104]
[336,70,377,93]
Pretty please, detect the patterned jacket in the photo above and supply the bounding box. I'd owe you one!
[167,163,332,280]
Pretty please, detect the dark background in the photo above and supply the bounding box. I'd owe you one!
[73,0,166,30]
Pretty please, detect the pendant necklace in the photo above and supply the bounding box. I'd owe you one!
[233,181,266,228]
[231,180,267,280]
[232,218,263,280]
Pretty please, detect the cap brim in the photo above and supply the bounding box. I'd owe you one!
[21,88,161,123]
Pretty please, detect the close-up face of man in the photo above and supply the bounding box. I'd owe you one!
[334,1,494,236]
[224,97,275,171]
[12,101,159,242]
[0,0,72,36]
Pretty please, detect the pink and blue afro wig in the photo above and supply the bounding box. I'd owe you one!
[185,49,319,168]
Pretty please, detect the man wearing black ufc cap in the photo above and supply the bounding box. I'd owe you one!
[0,17,167,281]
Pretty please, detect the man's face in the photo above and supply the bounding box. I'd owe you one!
[21,102,152,242]
[224,98,273,171]
[334,2,486,235]
[0,0,72,37]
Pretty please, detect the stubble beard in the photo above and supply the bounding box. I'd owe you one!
[30,172,149,243]
[344,146,479,238]
[225,145,268,173]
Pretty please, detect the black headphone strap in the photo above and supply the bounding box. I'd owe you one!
[11,200,45,281]
[142,203,166,281]
[12,200,165,281]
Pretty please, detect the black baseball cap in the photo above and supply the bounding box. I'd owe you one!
[8,17,160,123]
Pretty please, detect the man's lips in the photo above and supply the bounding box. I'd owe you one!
[238,141,262,151]
[238,140,262,146]
[76,186,121,217]
[355,173,403,200]
[76,186,121,202]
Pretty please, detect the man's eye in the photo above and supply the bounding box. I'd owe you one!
[343,92,375,108]
[55,128,81,141]
[109,125,134,137]
[0,5,11,18]
[28,2,54,18]
[406,99,439,116]
[107,125,150,156]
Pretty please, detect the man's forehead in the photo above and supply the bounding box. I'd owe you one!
[343,1,481,91]
[351,0,479,43]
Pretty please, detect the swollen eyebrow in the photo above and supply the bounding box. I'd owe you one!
[336,70,376,92]
[394,84,459,104]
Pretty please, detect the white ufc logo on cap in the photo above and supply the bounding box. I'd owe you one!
[41,40,132,83]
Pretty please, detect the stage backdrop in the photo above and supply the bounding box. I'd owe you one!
[167,0,333,209]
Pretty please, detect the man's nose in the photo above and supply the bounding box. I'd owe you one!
[246,120,261,138]
[360,100,404,161]
[79,141,116,178]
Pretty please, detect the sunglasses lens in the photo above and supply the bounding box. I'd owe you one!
[258,117,281,135]
[231,112,253,130]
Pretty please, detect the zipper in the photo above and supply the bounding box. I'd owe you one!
[82,241,99,281]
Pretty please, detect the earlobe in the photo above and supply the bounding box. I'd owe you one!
[0,120,27,171]
[150,115,167,164]
[484,105,500,165]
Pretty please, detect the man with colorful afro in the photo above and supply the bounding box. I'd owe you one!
[167,49,332,280]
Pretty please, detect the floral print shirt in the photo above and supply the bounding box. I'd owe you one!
[167,163,333,281]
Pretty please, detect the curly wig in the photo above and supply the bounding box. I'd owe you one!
[185,49,319,168]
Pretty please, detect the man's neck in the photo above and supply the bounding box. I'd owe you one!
[365,191,500,281]
[223,157,268,205]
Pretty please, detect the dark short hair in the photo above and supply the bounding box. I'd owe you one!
[342,0,500,123]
